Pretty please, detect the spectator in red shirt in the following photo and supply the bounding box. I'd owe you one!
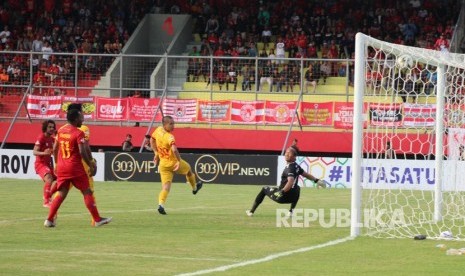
[434,34,449,51]
[213,45,225,56]
[46,62,60,82]
[216,66,227,90]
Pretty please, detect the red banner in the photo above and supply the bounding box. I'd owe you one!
[402,103,436,127]
[333,102,368,129]
[300,102,333,126]
[163,98,197,122]
[265,101,297,125]
[231,100,265,124]
[95,97,128,121]
[197,100,231,122]
[128,97,162,122]
[369,103,403,127]
[26,95,62,118]
[61,96,95,119]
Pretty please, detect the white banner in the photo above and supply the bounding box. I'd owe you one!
[0,149,105,181]
[163,99,197,122]
[26,95,62,118]
[277,156,465,191]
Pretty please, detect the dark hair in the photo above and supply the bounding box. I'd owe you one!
[42,120,56,132]
[290,138,300,155]
[67,103,82,112]
[67,109,81,123]
[289,145,300,155]
[162,115,174,124]
[145,134,151,139]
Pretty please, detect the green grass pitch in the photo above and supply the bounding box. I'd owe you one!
[1,178,465,275]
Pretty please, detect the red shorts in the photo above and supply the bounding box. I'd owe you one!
[35,164,56,181]
[56,173,90,192]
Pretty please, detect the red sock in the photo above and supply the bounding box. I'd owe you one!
[84,194,101,222]
[47,193,64,221]
[43,182,52,202]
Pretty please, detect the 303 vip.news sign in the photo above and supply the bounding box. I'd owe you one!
[105,152,277,185]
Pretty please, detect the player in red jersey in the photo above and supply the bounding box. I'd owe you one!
[33,120,57,207]
[44,108,111,227]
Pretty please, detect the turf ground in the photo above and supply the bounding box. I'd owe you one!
[1,179,465,275]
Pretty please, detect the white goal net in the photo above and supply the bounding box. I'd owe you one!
[351,33,465,240]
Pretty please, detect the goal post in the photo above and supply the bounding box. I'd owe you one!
[351,33,465,240]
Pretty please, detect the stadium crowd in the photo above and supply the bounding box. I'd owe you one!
[0,0,152,96]
[0,0,461,96]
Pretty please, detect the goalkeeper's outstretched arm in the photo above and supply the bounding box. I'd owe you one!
[302,171,327,188]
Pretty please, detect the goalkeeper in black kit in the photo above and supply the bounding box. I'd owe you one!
[246,140,328,217]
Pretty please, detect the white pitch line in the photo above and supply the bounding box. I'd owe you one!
[0,249,240,263]
[176,236,354,276]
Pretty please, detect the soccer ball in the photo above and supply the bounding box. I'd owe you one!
[396,54,414,68]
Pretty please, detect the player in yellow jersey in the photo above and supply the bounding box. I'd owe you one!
[150,115,203,215]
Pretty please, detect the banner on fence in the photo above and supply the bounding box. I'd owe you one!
[61,96,95,119]
[333,102,368,129]
[163,98,197,122]
[95,97,128,120]
[197,100,231,122]
[265,101,296,124]
[402,103,436,127]
[369,103,402,127]
[26,95,62,118]
[230,100,265,124]
[300,102,334,126]
[128,97,162,122]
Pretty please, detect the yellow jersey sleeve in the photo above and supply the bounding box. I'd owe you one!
[79,125,90,141]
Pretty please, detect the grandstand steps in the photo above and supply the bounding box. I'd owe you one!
[323,77,348,85]
[168,86,183,92]
[0,95,27,117]
[177,90,354,102]
[92,75,110,96]
[136,61,158,89]
[176,59,188,68]
[172,68,187,76]
[169,77,186,88]
[182,80,354,94]
[179,79,437,104]
[165,42,202,91]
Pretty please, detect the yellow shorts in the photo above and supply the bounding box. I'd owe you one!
[159,159,191,184]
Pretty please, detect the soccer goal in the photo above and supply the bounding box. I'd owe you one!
[351,33,465,240]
